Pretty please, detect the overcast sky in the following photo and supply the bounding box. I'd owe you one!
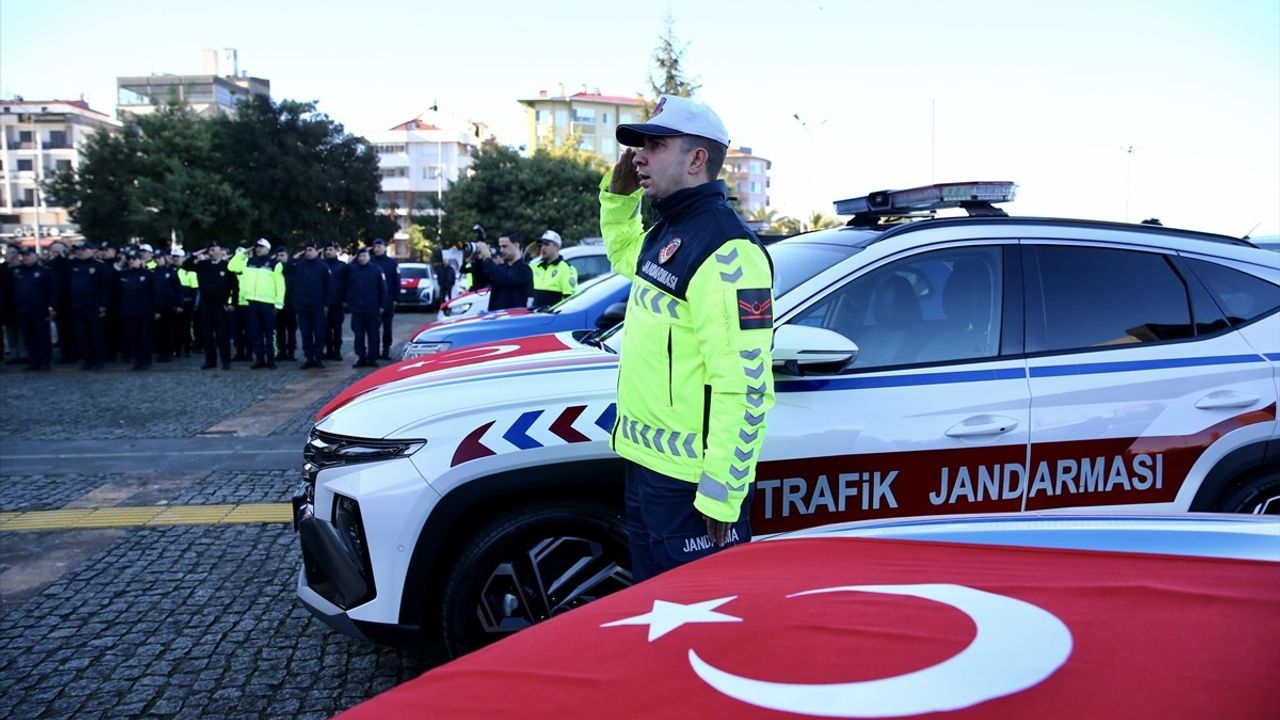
[3,0,1277,236]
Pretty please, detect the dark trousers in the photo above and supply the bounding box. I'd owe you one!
[245,301,276,362]
[199,304,231,366]
[18,314,51,369]
[296,307,325,362]
[71,307,105,368]
[178,299,196,354]
[325,306,345,357]
[351,312,379,361]
[55,311,77,362]
[103,310,122,362]
[122,315,153,368]
[379,305,395,354]
[623,460,752,583]
[232,306,250,359]
[275,306,297,358]
[154,309,178,360]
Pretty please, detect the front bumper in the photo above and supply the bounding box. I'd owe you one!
[293,483,373,610]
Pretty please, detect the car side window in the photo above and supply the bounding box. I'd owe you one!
[791,246,1003,369]
[571,255,609,283]
[1183,257,1280,326]
[1029,246,1194,352]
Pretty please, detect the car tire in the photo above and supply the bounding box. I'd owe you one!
[440,501,631,658]
[1215,466,1280,514]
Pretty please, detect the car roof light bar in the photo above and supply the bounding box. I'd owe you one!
[834,181,1018,219]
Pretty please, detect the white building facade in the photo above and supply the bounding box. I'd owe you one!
[367,111,485,250]
[0,99,123,244]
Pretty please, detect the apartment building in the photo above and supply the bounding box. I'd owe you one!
[0,99,123,243]
[725,146,771,215]
[517,89,647,163]
[117,49,270,119]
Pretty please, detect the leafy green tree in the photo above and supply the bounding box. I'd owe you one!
[647,13,700,109]
[216,97,382,249]
[405,223,437,261]
[45,126,147,245]
[770,215,805,236]
[432,142,606,251]
[805,211,842,231]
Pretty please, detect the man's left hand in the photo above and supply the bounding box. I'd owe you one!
[703,515,733,547]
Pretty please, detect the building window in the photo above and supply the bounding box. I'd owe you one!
[376,143,407,154]
[572,108,596,124]
[380,167,407,178]
[751,181,760,193]
[18,159,33,171]
[602,138,616,157]
[48,131,67,148]
[751,161,763,174]
[555,109,569,126]
[22,189,36,205]
[55,159,72,172]
[602,113,610,125]
[19,130,32,143]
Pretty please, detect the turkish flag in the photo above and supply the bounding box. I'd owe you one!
[338,537,1280,719]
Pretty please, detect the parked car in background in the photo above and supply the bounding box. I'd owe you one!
[396,263,441,311]
[441,244,612,319]
[401,273,629,359]
[336,513,1280,720]
[1247,234,1280,253]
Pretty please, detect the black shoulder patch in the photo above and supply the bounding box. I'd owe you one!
[736,288,773,330]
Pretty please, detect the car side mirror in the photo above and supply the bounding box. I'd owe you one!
[772,324,859,376]
[597,302,627,329]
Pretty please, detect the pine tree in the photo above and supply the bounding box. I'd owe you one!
[647,13,700,110]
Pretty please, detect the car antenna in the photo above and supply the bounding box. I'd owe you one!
[1241,222,1261,240]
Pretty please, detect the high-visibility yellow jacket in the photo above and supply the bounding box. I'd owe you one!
[531,256,578,306]
[599,172,775,522]
[177,268,199,289]
[228,251,285,309]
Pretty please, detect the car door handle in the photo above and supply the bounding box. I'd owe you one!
[946,415,1020,438]
[1195,390,1260,410]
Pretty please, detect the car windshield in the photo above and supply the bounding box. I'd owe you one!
[547,273,629,313]
[769,238,863,296]
[400,265,430,279]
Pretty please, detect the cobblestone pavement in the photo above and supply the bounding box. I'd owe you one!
[0,311,448,719]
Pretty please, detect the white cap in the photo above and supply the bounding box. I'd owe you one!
[139,244,154,253]
[539,230,562,246]
[171,248,186,257]
[616,95,729,148]
[255,238,271,249]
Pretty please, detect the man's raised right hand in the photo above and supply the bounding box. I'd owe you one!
[608,148,640,195]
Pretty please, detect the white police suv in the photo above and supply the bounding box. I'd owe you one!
[293,182,1280,656]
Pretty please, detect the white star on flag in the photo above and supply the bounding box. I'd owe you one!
[398,360,429,372]
[600,596,741,641]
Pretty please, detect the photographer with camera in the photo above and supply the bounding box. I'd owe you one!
[473,230,532,311]
[458,225,491,294]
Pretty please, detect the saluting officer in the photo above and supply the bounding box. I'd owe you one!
[229,238,285,369]
[322,242,348,360]
[274,246,298,361]
[66,242,108,370]
[184,243,238,370]
[117,251,158,370]
[173,248,199,356]
[369,238,399,359]
[531,230,578,306]
[345,246,387,368]
[9,247,55,371]
[289,240,332,369]
[151,249,183,363]
[600,95,776,581]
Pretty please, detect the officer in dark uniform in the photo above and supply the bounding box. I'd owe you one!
[345,246,387,368]
[66,242,107,370]
[151,249,183,363]
[184,243,238,370]
[117,251,157,370]
[44,241,76,363]
[322,242,348,360]
[289,240,332,369]
[9,247,55,371]
[96,243,123,363]
[369,238,399,359]
[274,246,298,361]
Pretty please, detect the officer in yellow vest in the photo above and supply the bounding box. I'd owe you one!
[174,248,200,356]
[600,95,775,582]
[530,230,578,307]
[228,238,286,369]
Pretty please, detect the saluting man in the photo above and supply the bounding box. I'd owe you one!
[9,247,56,371]
[530,230,578,307]
[229,238,285,369]
[600,95,776,582]
[289,240,332,369]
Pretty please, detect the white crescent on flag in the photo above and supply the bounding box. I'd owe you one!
[685,584,1073,718]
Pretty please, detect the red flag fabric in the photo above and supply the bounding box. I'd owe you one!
[338,537,1280,719]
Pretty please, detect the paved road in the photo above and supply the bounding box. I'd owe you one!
[0,311,446,719]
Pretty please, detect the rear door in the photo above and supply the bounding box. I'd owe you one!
[1022,241,1276,512]
[754,241,1031,533]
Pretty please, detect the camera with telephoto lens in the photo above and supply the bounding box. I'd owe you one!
[456,224,488,256]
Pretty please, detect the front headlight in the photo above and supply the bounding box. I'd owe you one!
[305,430,426,470]
[403,341,451,359]
[445,302,472,315]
